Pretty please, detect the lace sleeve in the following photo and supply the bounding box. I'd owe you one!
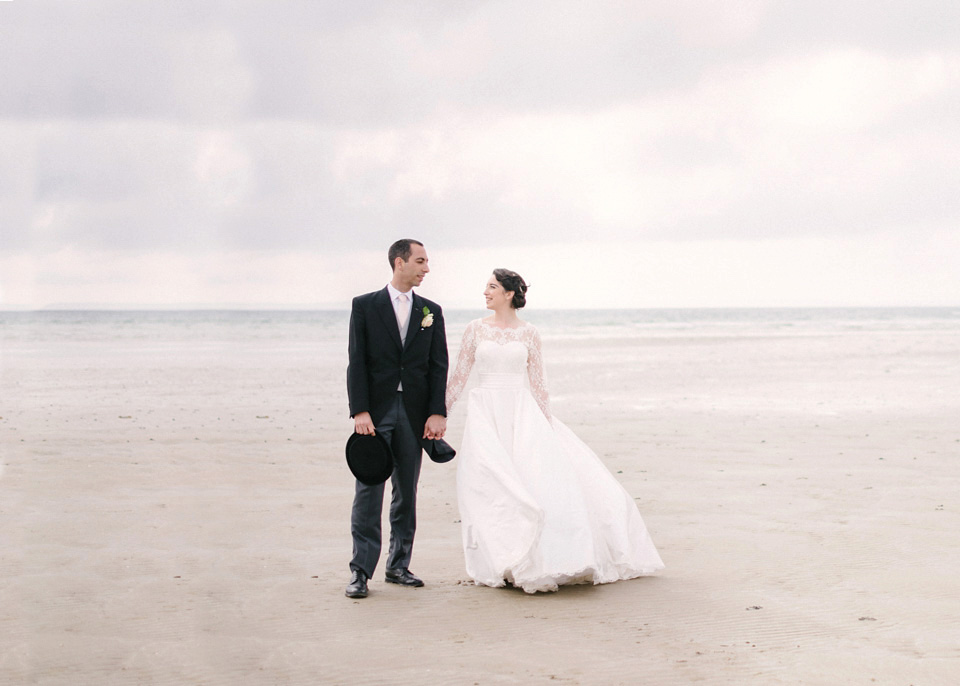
[445,320,478,412]
[526,325,551,420]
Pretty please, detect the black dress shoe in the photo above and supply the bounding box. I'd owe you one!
[345,570,368,598]
[385,568,424,587]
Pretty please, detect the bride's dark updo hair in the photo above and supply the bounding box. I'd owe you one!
[492,268,529,309]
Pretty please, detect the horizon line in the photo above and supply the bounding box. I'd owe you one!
[2,304,959,313]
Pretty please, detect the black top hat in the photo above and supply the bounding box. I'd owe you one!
[422,438,456,463]
[346,432,394,485]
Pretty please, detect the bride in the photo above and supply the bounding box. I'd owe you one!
[445,269,664,593]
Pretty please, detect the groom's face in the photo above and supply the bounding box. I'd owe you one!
[394,244,430,290]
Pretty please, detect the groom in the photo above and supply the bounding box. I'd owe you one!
[345,239,448,598]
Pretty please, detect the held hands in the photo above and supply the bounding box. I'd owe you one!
[423,414,447,441]
[355,411,445,440]
[353,411,376,436]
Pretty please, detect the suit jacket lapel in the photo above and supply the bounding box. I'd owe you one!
[375,287,403,351]
[403,292,423,352]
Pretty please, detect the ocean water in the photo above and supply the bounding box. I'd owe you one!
[2,307,959,348]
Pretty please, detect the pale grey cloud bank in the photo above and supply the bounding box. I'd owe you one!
[2,0,959,307]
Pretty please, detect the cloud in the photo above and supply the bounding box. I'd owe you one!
[2,0,959,305]
[10,39,957,254]
[5,1,960,122]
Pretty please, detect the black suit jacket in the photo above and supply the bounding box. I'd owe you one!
[347,287,448,440]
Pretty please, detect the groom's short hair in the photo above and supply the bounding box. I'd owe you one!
[388,239,424,271]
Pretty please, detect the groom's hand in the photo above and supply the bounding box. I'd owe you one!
[423,414,446,440]
[354,412,375,435]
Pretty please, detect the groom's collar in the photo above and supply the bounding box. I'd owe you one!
[386,283,414,302]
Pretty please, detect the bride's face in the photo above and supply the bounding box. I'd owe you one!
[484,276,514,311]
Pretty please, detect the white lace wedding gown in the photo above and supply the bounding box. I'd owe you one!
[446,319,664,593]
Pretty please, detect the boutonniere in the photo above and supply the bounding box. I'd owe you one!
[421,306,434,329]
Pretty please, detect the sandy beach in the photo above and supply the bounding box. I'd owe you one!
[2,313,959,685]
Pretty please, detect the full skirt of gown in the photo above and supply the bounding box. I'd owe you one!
[456,379,665,593]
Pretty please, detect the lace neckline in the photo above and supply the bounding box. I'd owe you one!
[478,318,528,331]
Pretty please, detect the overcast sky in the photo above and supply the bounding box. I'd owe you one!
[2,0,959,309]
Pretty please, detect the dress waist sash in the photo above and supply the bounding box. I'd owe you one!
[478,372,525,389]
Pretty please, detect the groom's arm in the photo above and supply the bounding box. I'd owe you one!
[426,304,449,419]
[346,297,371,419]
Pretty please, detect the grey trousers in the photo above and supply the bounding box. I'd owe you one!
[349,393,423,577]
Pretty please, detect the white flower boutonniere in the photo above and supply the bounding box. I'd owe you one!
[421,306,434,329]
